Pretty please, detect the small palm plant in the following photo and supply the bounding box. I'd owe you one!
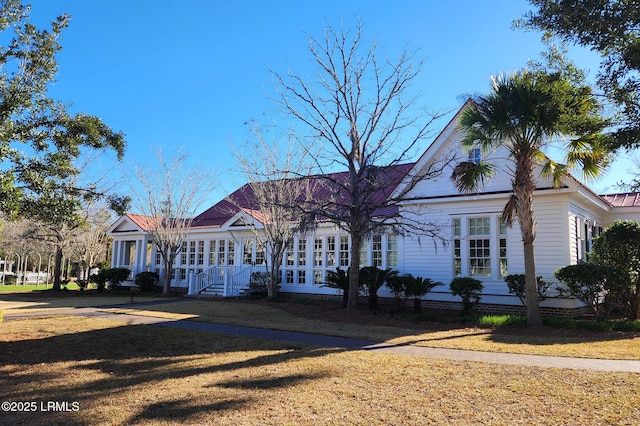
[402,274,442,313]
[323,268,350,308]
[360,267,398,310]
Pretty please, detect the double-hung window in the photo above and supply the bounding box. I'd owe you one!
[452,216,507,279]
[469,218,491,277]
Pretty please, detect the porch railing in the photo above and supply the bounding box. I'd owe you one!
[189,265,267,296]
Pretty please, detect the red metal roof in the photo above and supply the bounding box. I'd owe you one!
[600,192,640,207]
[192,163,415,228]
[125,213,161,231]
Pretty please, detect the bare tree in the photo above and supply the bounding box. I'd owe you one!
[272,22,452,308]
[67,206,114,280]
[0,217,51,284]
[127,149,216,295]
[232,124,314,297]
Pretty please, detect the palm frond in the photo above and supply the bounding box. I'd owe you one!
[501,194,517,227]
[450,161,495,194]
[540,159,569,188]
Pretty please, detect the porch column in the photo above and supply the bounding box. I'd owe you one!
[110,240,118,268]
[114,241,123,268]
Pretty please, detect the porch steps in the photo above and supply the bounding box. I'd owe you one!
[199,283,225,297]
[197,283,251,297]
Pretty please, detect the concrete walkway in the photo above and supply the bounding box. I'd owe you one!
[4,307,640,373]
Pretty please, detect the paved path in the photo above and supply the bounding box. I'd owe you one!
[4,306,640,373]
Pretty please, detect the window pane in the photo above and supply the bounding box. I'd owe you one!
[298,238,306,266]
[256,241,265,265]
[314,238,323,267]
[469,237,491,276]
[218,240,225,265]
[327,236,336,267]
[243,240,253,265]
[286,240,294,266]
[209,240,216,265]
[372,235,382,267]
[469,217,490,236]
[227,240,235,265]
[197,241,204,265]
[339,236,349,267]
[453,218,461,236]
[387,235,398,267]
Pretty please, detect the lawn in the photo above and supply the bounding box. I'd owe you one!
[2,292,640,360]
[2,315,639,425]
[101,298,640,360]
[0,283,60,291]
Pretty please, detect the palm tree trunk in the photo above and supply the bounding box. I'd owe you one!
[514,155,543,327]
[523,239,542,326]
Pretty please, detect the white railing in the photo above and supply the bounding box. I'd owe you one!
[189,265,268,296]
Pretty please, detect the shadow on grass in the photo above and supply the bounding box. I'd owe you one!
[129,398,252,424]
[0,320,339,425]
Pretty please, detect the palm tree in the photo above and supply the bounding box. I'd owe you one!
[452,70,608,327]
[323,268,351,308]
[360,267,399,310]
[402,274,442,314]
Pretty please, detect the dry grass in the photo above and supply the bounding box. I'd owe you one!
[1,315,639,425]
[95,298,640,360]
[2,292,640,359]
[0,293,166,312]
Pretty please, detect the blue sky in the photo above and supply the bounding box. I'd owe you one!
[27,0,637,209]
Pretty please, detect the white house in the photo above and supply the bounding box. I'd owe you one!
[107,105,640,314]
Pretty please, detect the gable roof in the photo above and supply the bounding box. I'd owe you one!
[192,163,415,228]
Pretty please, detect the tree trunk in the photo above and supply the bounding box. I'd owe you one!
[413,298,421,314]
[52,245,64,291]
[268,244,283,298]
[163,258,172,295]
[523,239,542,326]
[634,281,640,320]
[347,232,361,309]
[514,156,542,327]
[368,292,378,310]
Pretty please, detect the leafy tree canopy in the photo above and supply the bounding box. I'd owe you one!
[523,0,640,151]
[0,0,126,224]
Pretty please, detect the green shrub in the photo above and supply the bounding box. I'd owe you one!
[135,271,159,292]
[450,277,483,314]
[385,274,406,310]
[543,316,615,332]
[90,268,131,293]
[592,220,640,320]
[555,263,627,320]
[402,274,442,313]
[503,274,551,306]
[612,320,640,332]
